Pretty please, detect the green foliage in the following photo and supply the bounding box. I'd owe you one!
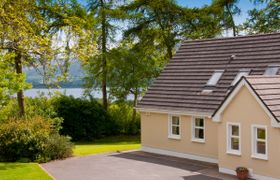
[212,0,241,36]
[0,116,50,162]
[53,95,117,141]
[109,103,140,135]
[25,96,63,131]
[243,0,280,34]
[0,0,91,115]
[0,99,18,122]
[42,133,73,162]
[83,0,126,109]
[107,41,164,102]
[123,0,222,60]
[0,115,73,162]
[0,54,31,107]
[0,96,63,131]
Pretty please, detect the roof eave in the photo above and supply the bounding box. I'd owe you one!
[136,107,212,118]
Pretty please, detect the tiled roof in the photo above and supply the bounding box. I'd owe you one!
[137,33,280,115]
[245,76,280,121]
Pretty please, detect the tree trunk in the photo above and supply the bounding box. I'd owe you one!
[15,52,25,116]
[132,88,138,122]
[101,0,108,110]
[225,3,236,37]
[167,44,173,59]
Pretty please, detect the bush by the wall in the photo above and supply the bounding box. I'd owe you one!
[108,103,140,135]
[53,95,117,141]
[0,116,73,162]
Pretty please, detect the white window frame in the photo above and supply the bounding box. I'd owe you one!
[206,70,224,86]
[192,117,205,143]
[251,125,268,160]
[168,115,181,140]
[226,122,241,156]
[231,69,250,86]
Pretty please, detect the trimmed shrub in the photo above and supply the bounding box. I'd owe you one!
[41,133,73,162]
[53,95,117,141]
[0,116,73,162]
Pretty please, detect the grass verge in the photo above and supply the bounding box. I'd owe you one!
[73,135,141,156]
[0,163,52,180]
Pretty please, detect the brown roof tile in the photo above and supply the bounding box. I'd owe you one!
[137,33,280,115]
[246,76,280,121]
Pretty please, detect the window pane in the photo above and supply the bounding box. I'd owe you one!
[172,126,180,135]
[195,118,204,127]
[231,138,239,150]
[257,141,266,154]
[172,116,179,125]
[207,71,223,86]
[231,125,239,136]
[195,128,204,139]
[257,128,265,139]
[264,67,279,75]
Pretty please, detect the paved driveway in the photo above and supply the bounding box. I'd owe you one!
[41,151,236,180]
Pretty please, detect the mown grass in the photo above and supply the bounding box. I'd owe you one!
[73,135,141,156]
[0,163,52,180]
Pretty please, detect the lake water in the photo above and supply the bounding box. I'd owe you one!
[24,88,90,98]
[24,88,134,100]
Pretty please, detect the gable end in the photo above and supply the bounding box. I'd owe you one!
[212,77,280,128]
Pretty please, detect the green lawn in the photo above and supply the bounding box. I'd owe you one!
[0,163,52,180]
[73,135,141,156]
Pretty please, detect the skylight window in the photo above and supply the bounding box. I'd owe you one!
[206,70,224,86]
[264,65,279,75]
[232,69,250,86]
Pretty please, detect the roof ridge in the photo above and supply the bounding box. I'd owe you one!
[183,32,280,44]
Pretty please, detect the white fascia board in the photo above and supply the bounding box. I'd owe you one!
[136,107,212,118]
[212,79,280,128]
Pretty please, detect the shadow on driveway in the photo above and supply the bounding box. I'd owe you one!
[111,151,217,172]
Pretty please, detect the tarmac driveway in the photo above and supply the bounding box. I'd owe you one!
[41,151,236,180]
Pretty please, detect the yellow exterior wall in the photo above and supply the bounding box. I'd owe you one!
[218,86,280,178]
[141,112,218,159]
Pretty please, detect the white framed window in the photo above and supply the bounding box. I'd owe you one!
[227,122,241,155]
[192,117,205,143]
[231,69,250,85]
[264,65,279,75]
[206,70,224,86]
[251,125,268,160]
[168,115,181,139]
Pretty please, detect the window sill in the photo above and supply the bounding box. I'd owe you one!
[251,154,268,161]
[168,135,181,140]
[226,151,241,156]
[192,138,205,143]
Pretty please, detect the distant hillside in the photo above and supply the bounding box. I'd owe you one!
[25,61,84,88]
